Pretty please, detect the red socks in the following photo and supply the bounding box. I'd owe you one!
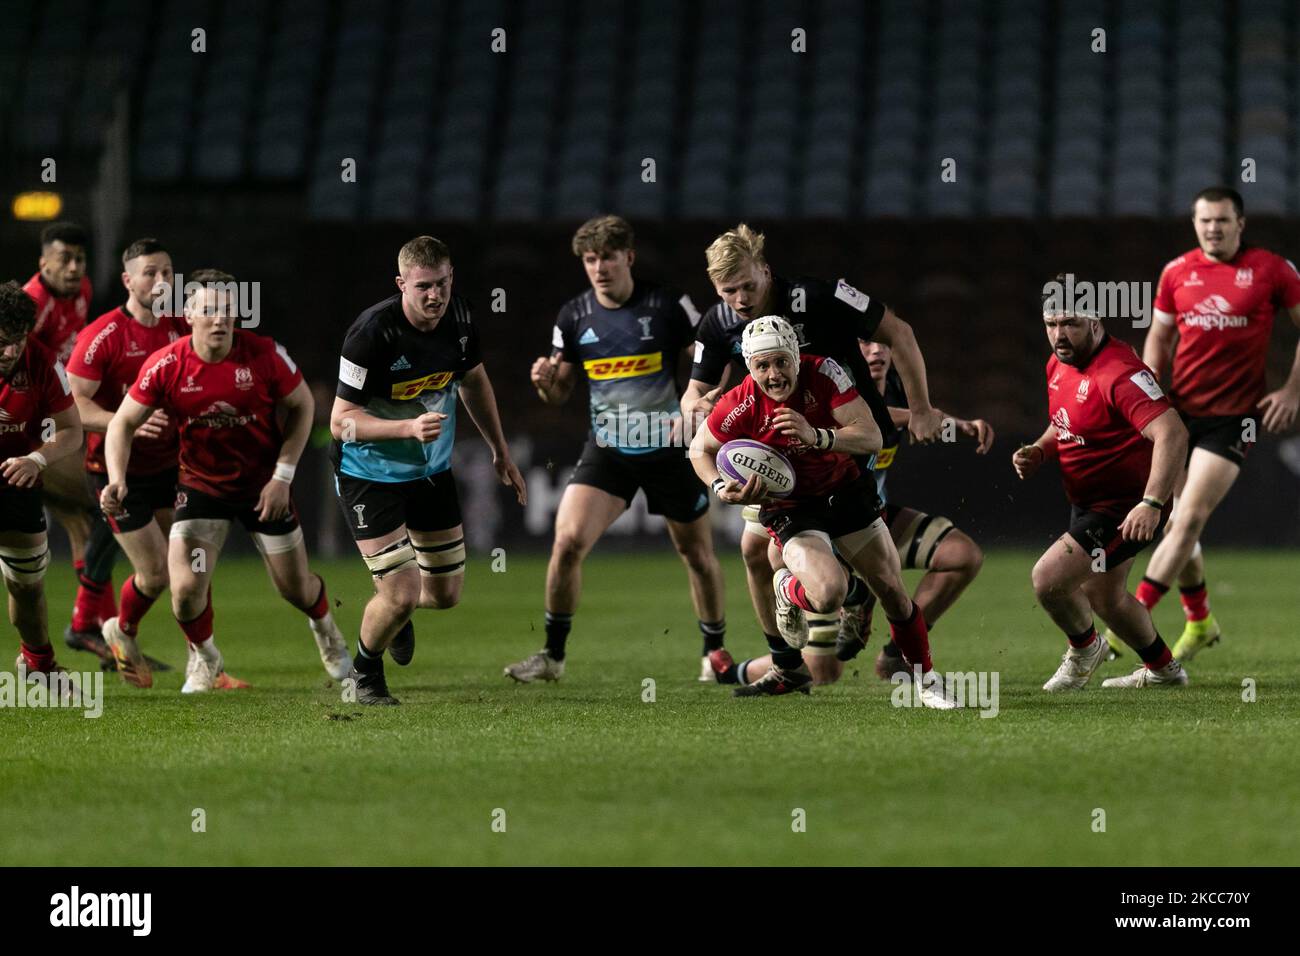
[178,591,214,646]
[781,574,816,612]
[1135,576,1168,610]
[1179,582,1210,622]
[118,575,160,637]
[888,602,933,674]
[71,561,99,632]
[304,576,329,621]
[71,560,117,632]
[19,641,55,673]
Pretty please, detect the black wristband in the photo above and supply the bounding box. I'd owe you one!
[814,428,836,450]
[1140,496,1164,511]
[711,477,727,499]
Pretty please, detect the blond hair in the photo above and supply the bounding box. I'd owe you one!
[706,223,767,283]
[398,236,452,275]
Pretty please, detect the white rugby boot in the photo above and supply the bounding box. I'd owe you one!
[1102,659,1189,688]
[1042,635,1109,692]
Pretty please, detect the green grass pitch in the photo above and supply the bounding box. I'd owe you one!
[1,549,1296,866]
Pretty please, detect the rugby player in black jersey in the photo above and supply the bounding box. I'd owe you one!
[503,216,730,683]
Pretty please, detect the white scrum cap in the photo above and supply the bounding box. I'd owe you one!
[741,315,800,365]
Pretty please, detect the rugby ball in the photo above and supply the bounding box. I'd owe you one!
[716,440,796,498]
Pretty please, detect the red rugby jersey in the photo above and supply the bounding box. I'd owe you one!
[706,354,860,506]
[23,273,92,364]
[67,307,188,475]
[1153,246,1300,416]
[0,339,75,482]
[128,332,303,500]
[1047,335,1171,516]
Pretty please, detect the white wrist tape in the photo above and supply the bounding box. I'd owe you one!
[272,462,296,483]
[25,452,47,470]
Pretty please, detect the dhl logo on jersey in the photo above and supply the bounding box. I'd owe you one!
[391,371,454,400]
[583,353,662,381]
[874,445,897,470]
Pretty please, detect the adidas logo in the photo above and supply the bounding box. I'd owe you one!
[390,355,412,371]
[578,328,600,345]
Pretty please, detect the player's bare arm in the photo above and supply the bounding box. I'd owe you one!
[1141,310,1178,383]
[1257,302,1300,432]
[1012,425,1058,480]
[687,424,766,506]
[69,371,169,440]
[256,379,314,522]
[0,403,82,489]
[330,395,445,443]
[1119,408,1189,542]
[887,404,994,453]
[101,394,154,512]
[458,362,526,505]
[873,309,941,442]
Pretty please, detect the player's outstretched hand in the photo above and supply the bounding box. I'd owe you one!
[495,453,527,506]
[1119,502,1160,542]
[1012,443,1042,480]
[689,385,724,426]
[720,473,767,506]
[1258,388,1299,433]
[909,406,944,444]
[99,480,128,516]
[772,407,816,446]
[255,477,293,523]
[959,418,995,454]
[530,355,558,391]
[134,408,170,441]
[407,412,446,443]
[0,456,43,488]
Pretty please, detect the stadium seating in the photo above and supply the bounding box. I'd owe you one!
[3,0,1294,220]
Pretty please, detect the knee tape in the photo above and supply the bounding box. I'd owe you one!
[253,526,304,556]
[415,537,466,577]
[897,513,955,570]
[0,543,50,585]
[741,504,765,539]
[363,538,417,578]
[170,518,231,551]
[805,612,839,657]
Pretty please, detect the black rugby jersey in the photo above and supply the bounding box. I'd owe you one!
[552,282,698,454]
[690,275,892,433]
[334,293,481,481]
[874,367,908,504]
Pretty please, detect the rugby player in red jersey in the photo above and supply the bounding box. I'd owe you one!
[0,281,84,686]
[1108,187,1300,662]
[740,339,992,685]
[1017,279,1190,690]
[689,317,955,707]
[101,269,350,692]
[681,225,944,686]
[67,239,187,687]
[22,222,114,659]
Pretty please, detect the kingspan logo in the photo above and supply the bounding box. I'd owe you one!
[49,885,151,935]
[1182,295,1248,331]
